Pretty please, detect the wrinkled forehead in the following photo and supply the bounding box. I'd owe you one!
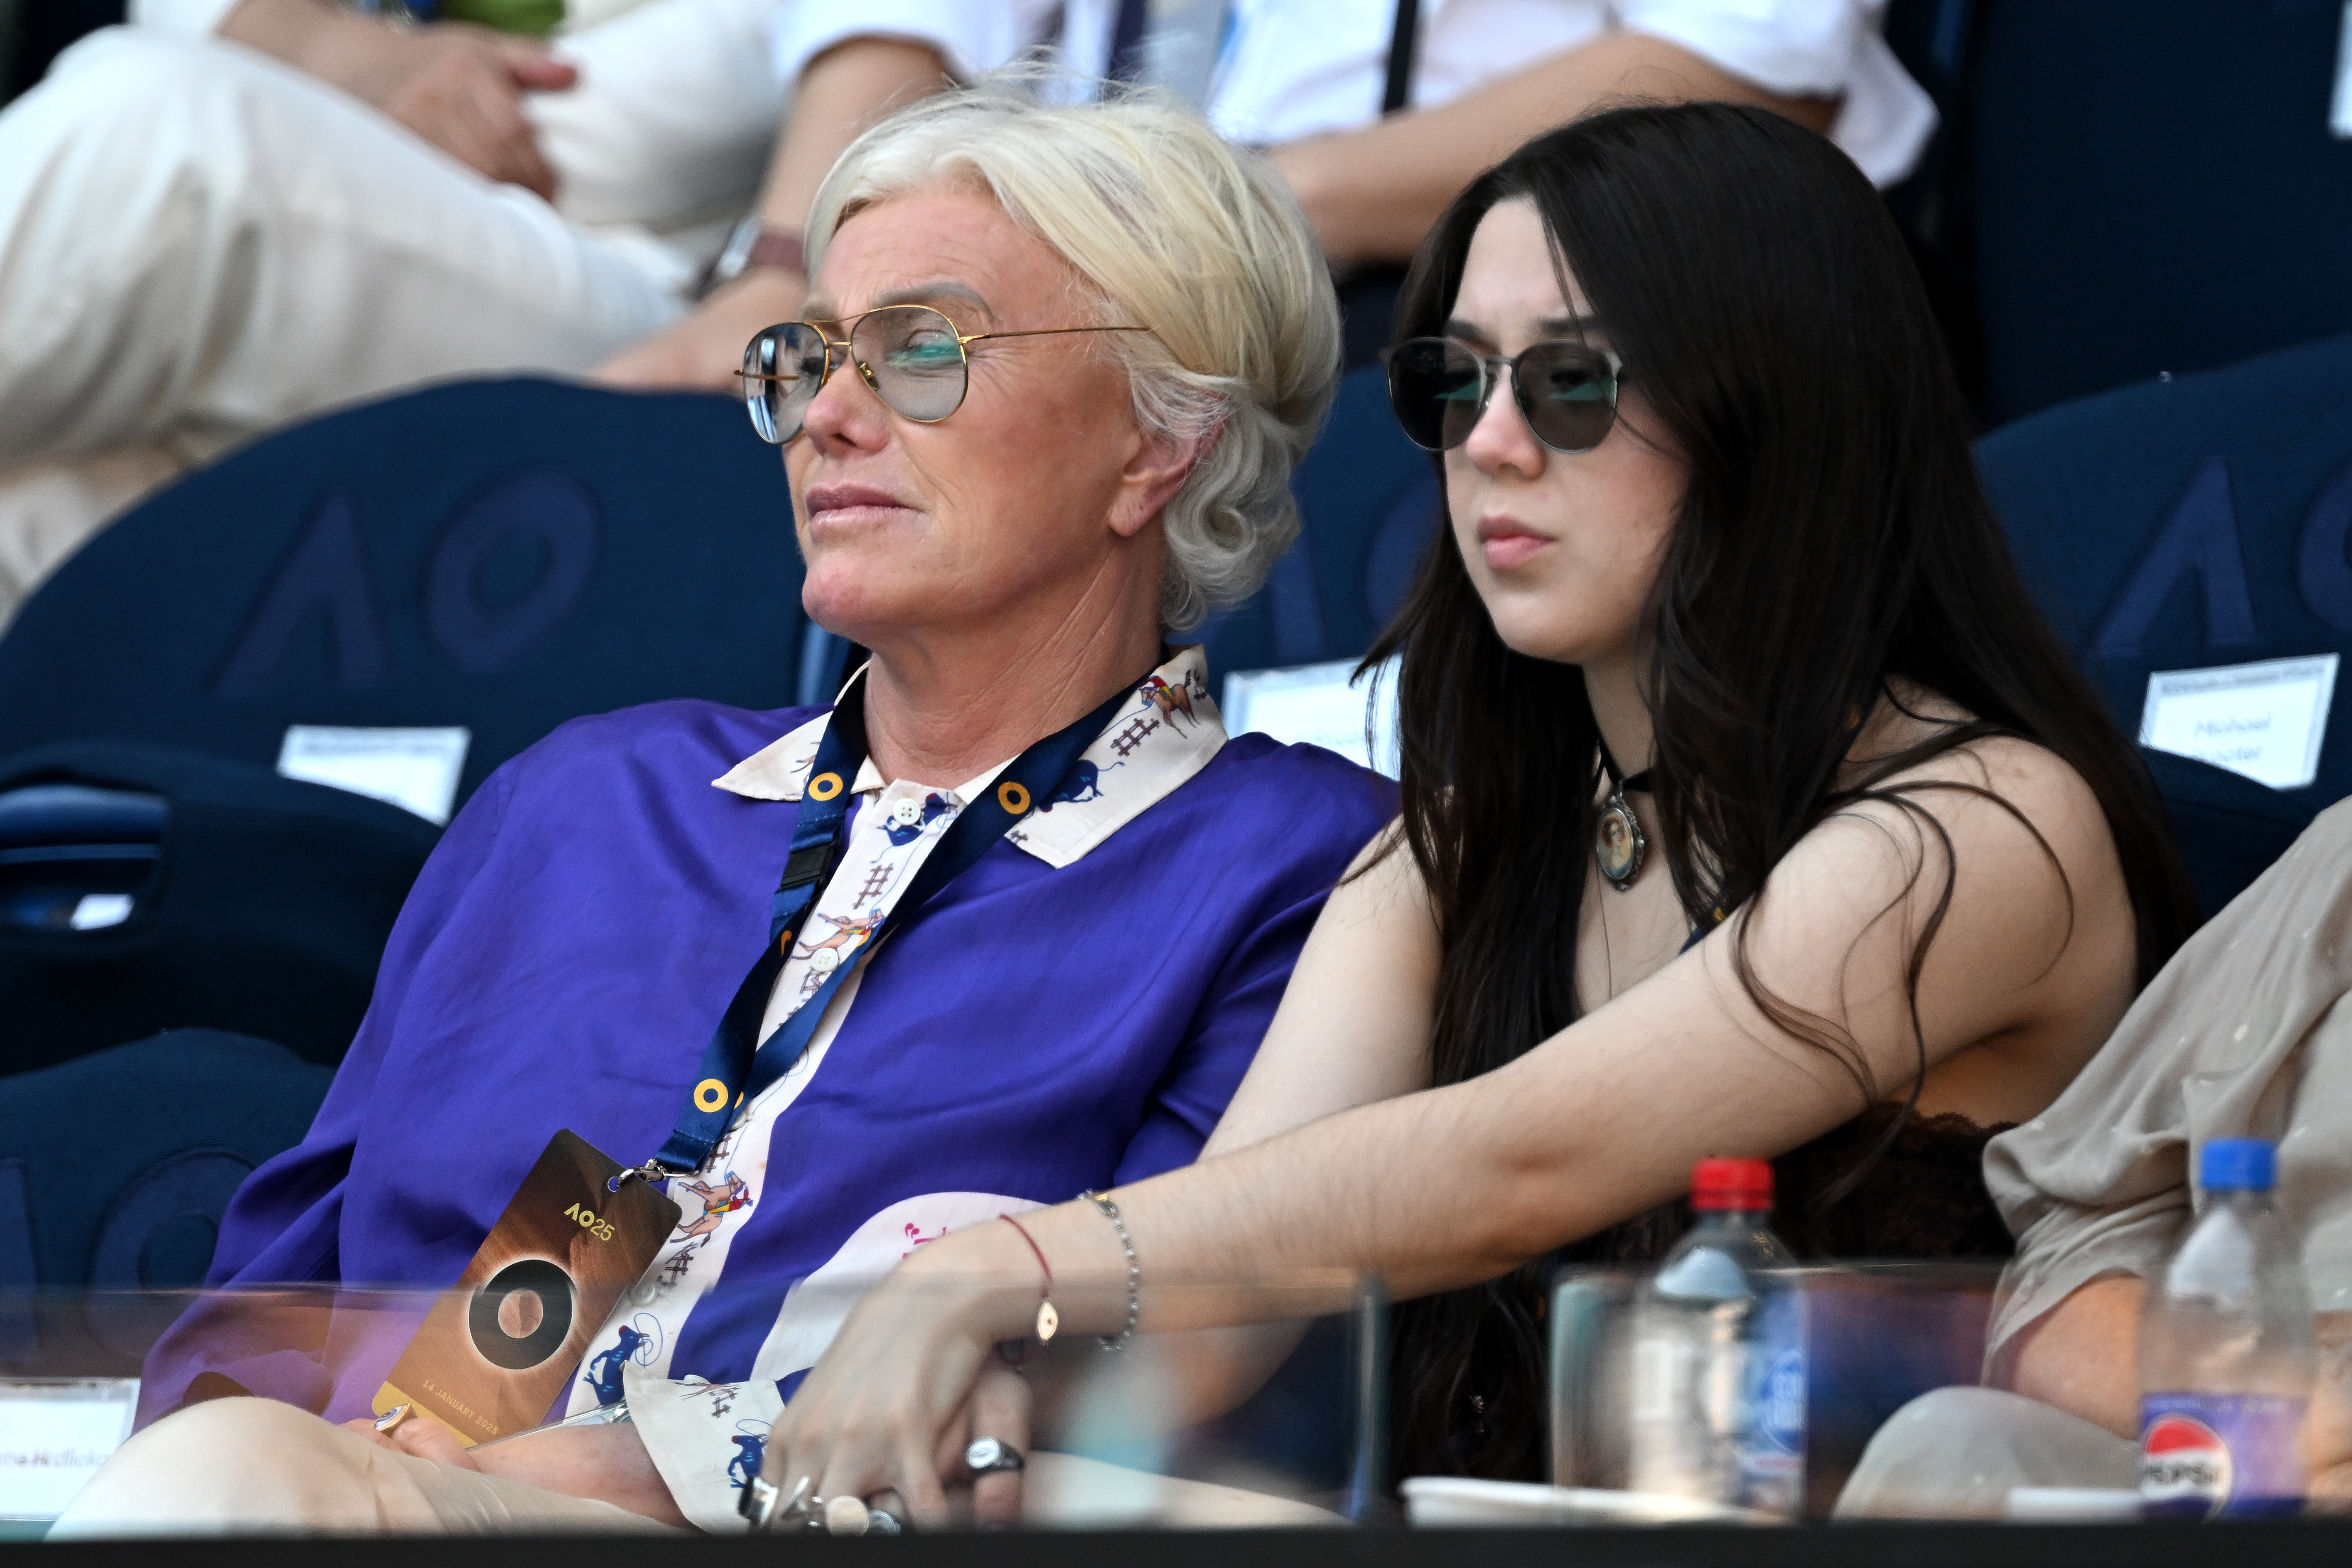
[805,185,1080,328]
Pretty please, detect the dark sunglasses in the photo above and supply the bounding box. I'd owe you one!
[1384,336,1624,455]
[737,304,1151,444]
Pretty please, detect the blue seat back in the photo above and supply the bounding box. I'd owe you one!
[1969,0,2352,424]
[2143,746,2316,921]
[0,1032,333,1369]
[1200,366,1439,676]
[0,378,812,813]
[1978,329,2352,813]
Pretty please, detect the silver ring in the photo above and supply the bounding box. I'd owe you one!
[738,1472,814,1532]
[966,1436,1026,1474]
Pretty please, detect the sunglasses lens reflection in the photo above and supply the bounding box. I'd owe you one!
[854,307,968,423]
[1518,343,1618,453]
[742,322,829,445]
[1386,337,1485,452]
[1386,338,1619,454]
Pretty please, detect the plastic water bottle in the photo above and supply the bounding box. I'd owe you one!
[1626,1158,1806,1516]
[2138,1137,2314,1520]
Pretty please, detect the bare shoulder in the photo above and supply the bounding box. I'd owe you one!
[1778,682,2139,1116]
[1838,682,2121,879]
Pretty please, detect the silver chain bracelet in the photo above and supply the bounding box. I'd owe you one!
[1079,1189,1139,1350]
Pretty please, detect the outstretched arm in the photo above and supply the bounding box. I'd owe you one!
[767,739,2134,1519]
[1273,30,1839,269]
[595,36,949,389]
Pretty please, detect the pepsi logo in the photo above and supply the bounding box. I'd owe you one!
[2141,1412,2231,1520]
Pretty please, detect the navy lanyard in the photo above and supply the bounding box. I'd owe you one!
[640,675,1138,1175]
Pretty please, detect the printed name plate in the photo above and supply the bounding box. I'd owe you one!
[278,725,472,824]
[2140,654,2340,791]
[0,1378,138,1522]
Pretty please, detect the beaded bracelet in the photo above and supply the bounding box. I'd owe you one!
[1080,1190,1140,1351]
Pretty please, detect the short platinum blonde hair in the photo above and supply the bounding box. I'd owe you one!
[805,77,1343,631]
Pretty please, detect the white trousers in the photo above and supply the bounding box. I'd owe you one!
[1833,1386,2139,1519]
[0,0,784,619]
[46,1397,1345,1536]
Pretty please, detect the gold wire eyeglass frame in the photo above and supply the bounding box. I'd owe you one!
[735,303,1154,440]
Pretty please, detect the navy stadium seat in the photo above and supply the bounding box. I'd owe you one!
[2142,746,2316,921]
[1978,330,2352,806]
[0,377,828,814]
[1200,365,1439,676]
[0,740,436,1075]
[0,1032,333,1371]
[1968,0,2352,425]
[1978,330,2352,905]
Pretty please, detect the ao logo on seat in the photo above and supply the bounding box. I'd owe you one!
[218,470,602,695]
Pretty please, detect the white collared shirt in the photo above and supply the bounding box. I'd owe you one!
[564,648,1227,1507]
[767,0,1937,188]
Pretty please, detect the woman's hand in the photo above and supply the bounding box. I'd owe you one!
[340,1408,482,1469]
[596,269,807,391]
[761,1266,1008,1525]
[764,1209,1133,1527]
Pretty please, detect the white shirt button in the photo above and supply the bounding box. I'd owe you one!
[809,948,839,975]
[890,799,923,827]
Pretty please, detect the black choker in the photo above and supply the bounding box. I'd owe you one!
[1596,745,1651,893]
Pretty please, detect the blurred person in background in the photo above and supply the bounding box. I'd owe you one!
[0,0,1931,623]
[715,101,2202,1514]
[47,84,1392,1536]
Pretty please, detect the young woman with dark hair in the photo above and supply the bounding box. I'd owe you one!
[751,101,2200,1518]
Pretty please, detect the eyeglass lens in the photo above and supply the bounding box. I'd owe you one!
[1385,338,1619,455]
[741,306,971,445]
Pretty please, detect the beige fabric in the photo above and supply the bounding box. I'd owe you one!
[0,0,783,618]
[1833,1386,2137,1519]
[47,1397,1339,1536]
[47,1398,685,1536]
[1984,797,2352,1368]
[0,445,187,634]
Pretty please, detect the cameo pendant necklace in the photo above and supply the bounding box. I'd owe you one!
[1595,743,1652,893]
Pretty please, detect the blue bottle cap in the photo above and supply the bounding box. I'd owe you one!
[2200,1138,2276,1193]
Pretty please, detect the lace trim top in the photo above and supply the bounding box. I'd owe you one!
[1562,1103,2019,1267]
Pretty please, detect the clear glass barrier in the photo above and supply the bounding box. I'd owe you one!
[0,1276,1382,1534]
[0,1261,2314,1534]
[1550,1261,2003,1521]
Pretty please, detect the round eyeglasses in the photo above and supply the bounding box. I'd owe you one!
[1384,337,1624,455]
[737,304,1153,444]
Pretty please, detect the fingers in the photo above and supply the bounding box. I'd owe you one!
[890,1433,951,1526]
[499,40,578,91]
[596,273,810,390]
[963,1366,1032,1527]
[381,36,557,199]
[338,1416,400,1451]
[799,1438,949,1531]
[455,50,557,199]
[388,1411,482,1470]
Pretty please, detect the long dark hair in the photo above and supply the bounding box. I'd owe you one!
[1370,103,2198,1482]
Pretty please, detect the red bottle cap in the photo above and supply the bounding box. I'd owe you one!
[1691,1157,1773,1211]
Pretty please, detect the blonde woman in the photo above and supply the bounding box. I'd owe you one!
[54,83,1388,1537]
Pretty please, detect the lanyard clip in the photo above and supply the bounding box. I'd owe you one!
[607,1159,683,1194]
